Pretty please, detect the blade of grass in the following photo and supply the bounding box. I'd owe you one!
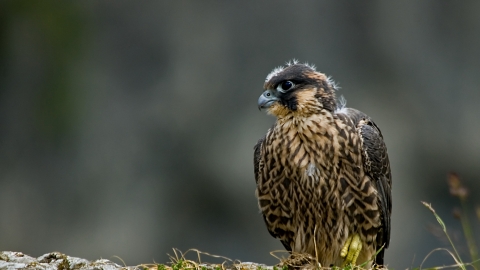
[422,202,466,270]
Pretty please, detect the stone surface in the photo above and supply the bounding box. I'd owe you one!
[0,250,275,270]
[0,251,141,270]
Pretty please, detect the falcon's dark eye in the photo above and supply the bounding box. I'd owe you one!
[277,81,295,92]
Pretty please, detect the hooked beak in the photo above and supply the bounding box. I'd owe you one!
[258,90,279,110]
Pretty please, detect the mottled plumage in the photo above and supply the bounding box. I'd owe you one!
[254,61,392,267]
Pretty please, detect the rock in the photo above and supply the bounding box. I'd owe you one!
[0,251,139,270]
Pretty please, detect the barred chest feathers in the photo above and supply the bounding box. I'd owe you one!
[257,111,372,264]
[265,111,363,184]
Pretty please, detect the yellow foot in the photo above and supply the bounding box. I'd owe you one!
[340,234,362,266]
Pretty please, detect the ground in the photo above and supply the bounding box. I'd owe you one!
[0,250,384,270]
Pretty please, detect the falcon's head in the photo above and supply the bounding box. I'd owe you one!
[258,60,338,118]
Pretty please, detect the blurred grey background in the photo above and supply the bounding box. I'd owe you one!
[1,1,479,269]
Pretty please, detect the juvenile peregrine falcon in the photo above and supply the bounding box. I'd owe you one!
[254,61,392,267]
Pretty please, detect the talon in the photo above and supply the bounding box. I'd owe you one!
[341,234,363,266]
[340,235,352,258]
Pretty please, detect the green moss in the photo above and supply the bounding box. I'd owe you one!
[172,259,185,270]
[57,258,70,270]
